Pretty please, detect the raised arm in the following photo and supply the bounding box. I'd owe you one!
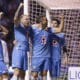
[14,3,23,25]
[58,14,64,32]
[54,14,64,33]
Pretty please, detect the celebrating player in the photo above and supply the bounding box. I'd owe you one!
[48,14,67,80]
[11,3,30,80]
[0,23,9,80]
[30,15,50,80]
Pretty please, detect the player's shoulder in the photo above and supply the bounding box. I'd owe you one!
[56,32,65,35]
[56,32,65,38]
[32,24,38,29]
[47,27,55,33]
[14,24,20,29]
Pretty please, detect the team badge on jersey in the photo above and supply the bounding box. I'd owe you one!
[52,39,58,46]
[41,36,47,44]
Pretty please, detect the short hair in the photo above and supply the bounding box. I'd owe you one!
[36,15,46,23]
[20,14,29,19]
[51,18,60,25]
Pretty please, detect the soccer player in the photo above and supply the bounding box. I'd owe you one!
[0,24,9,80]
[11,3,30,80]
[48,14,67,80]
[31,16,50,80]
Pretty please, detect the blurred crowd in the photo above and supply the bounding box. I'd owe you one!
[0,0,23,66]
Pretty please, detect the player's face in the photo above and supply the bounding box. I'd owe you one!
[41,17,48,29]
[52,20,58,28]
[20,15,29,27]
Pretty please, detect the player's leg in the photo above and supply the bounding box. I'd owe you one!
[31,57,42,80]
[40,70,47,80]
[11,49,23,80]
[49,60,57,80]
[2,73,8,80]
[39,58,49,80]
[20,51,28,80]
[56,60,61,80]
[50,60,61,80]
[0,61,9,80]
[0,75,2,80]
[11,68,20,80]
[31,62,39,80]
[19,70,25,80]
[31,71,38,80]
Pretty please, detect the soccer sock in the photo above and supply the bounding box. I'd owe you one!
[10,75,18,80]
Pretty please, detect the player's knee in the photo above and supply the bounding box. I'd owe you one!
[20,70,25,78]
[14,68,20,76]
[0,76,2,80]
[2,73,8,78]
[40,70,47,76]
[31,72,38,78]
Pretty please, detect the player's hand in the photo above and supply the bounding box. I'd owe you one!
[13,40,17,45]
[59,14,64,19]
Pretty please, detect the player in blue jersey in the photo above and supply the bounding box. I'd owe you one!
[48,14,67,80]
[0,23,9,80]
[11,3,31,80]
[30,16,50,80]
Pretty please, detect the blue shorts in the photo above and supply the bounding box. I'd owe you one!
[49,60,61,77]
[12,47,28,71]
[31,57,49,72]
[0,60,8,75]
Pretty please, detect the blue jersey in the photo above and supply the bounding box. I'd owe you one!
[14,24,30,51]
[31,27,50,58]
[48,27,65,60]
[0,40,3,61]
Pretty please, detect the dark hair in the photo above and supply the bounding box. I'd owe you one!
[51,18,60,25]
[36,15,46,23]
[20,14,26,19]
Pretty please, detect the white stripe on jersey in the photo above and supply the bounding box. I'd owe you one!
[1,40,9,67]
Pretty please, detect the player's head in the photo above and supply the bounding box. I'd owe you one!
[41,16,48,29]
[51,18,60,28]
[36,15,48,29]
[20,15,29,27]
